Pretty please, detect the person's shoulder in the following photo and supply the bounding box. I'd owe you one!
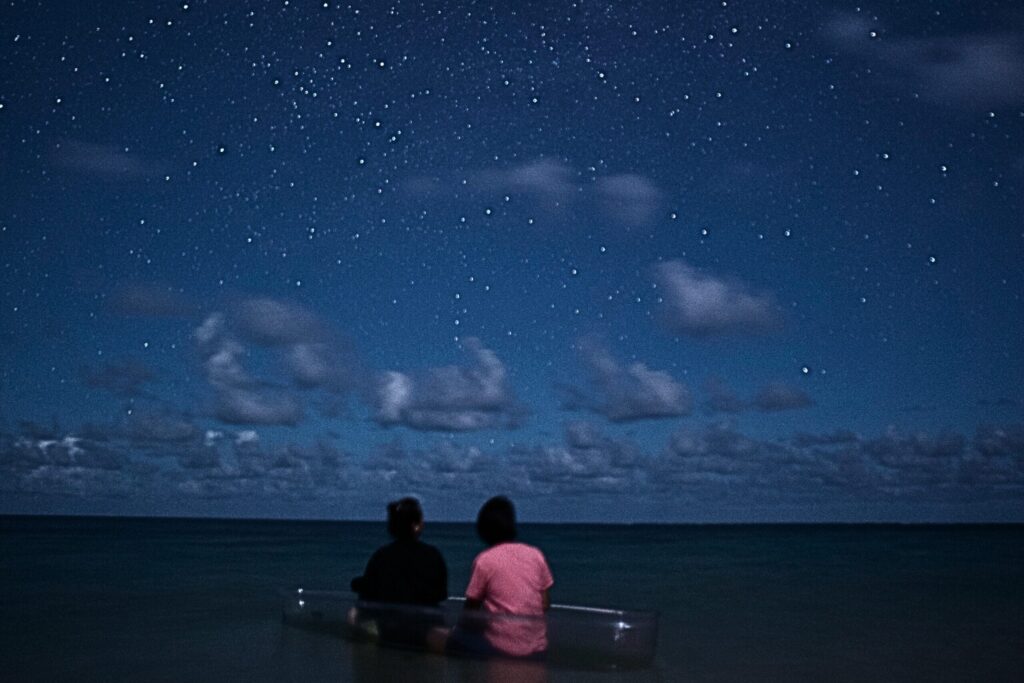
[367,542,395,564]
[418,540,446,560]
[371,541,393,555]
[473,544,503,566]
[512,541,544,557]
[514,542,550,567]
[485,542,544,563]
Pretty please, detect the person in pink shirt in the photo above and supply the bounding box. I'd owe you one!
[461,496,554,658]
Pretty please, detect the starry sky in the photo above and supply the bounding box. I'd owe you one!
[2,0,1023,522]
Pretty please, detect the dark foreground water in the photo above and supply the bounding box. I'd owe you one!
[1,516,1021,682]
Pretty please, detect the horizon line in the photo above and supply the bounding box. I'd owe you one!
[2,512,1022,526]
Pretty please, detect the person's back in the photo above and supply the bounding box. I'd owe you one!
[466,541,550,616]
[461,496,554,657]
[356,537,447,606]
[351,497,448,606]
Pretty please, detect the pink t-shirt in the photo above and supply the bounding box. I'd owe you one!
[465,542,554,655]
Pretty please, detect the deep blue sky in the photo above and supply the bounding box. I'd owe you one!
[2,0,1022,522]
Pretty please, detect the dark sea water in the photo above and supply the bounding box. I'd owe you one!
[1,516,1021,682]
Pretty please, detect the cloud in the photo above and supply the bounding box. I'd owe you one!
[564,420,605,450]
[563,342,692,422]
[596,174,662,226]
[652,424,792,492]
[214,390,301,427]
[233,298,327,347]
[822,13,875,46]
[0,422,348,504]
[77,413,211,457]
[173,439,354,499]
[752,383,814,412]
[189,300,364,425]
[703,378,814,415]
[974,424,1024,457]
[890,35,1024,108]
[0,430,139,498]
[824,13,1024,109]
[194,313,303,426]
[655,260,782,337]
[652,422,1021,502]
[359,440,496,494]
[864,428,967,464]
[123,412,201,445]
[791,429,860,448]
[477,158,576,207]
[850,428,971,492]
[408,159,663,225]
[2,419,1023,515]
[501,422,645,493]
[228,298,363,393]
[286,341,362,392]
[372,338,523,432]
[288,344,335,387]
[665,423,760,461]
[52,140,168,179]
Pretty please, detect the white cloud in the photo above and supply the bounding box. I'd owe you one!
[655,260,781,337]
[824,13,1024,109]
[596,173,661,225]
[566,343,692,422]
[373,338,522,432]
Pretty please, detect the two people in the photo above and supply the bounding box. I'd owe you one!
[351,495,553,658]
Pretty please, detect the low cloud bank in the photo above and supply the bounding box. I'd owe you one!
[3,420,1021,517]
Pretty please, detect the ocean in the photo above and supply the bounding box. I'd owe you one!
[1,516,1021,682]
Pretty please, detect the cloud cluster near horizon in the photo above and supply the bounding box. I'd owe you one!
[9,258,1018,518]
[3,418,1021,516]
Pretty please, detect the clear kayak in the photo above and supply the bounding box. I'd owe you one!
[281,588,658,670]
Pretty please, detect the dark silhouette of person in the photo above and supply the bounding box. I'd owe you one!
[351,497,448,606]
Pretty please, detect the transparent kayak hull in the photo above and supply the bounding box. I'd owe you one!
[281,589,658,670]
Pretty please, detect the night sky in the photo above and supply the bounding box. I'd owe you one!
[2,0,1022,522]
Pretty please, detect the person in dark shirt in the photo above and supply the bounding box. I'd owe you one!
[349,497,449,649]
[351,497,448,606]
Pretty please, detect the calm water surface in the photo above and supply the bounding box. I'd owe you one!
[2,516,1021,681]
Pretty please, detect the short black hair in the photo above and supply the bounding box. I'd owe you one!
[386,497,423,541]
[476,495,517,546]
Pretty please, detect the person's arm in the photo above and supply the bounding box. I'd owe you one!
[464,555,487,610]
[538,551,554,612]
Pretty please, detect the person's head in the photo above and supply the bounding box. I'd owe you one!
[386,497,423,541]
[476,495,517,546]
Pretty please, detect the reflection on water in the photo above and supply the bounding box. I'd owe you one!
[289,613,663,683]
[343,633,662,683]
